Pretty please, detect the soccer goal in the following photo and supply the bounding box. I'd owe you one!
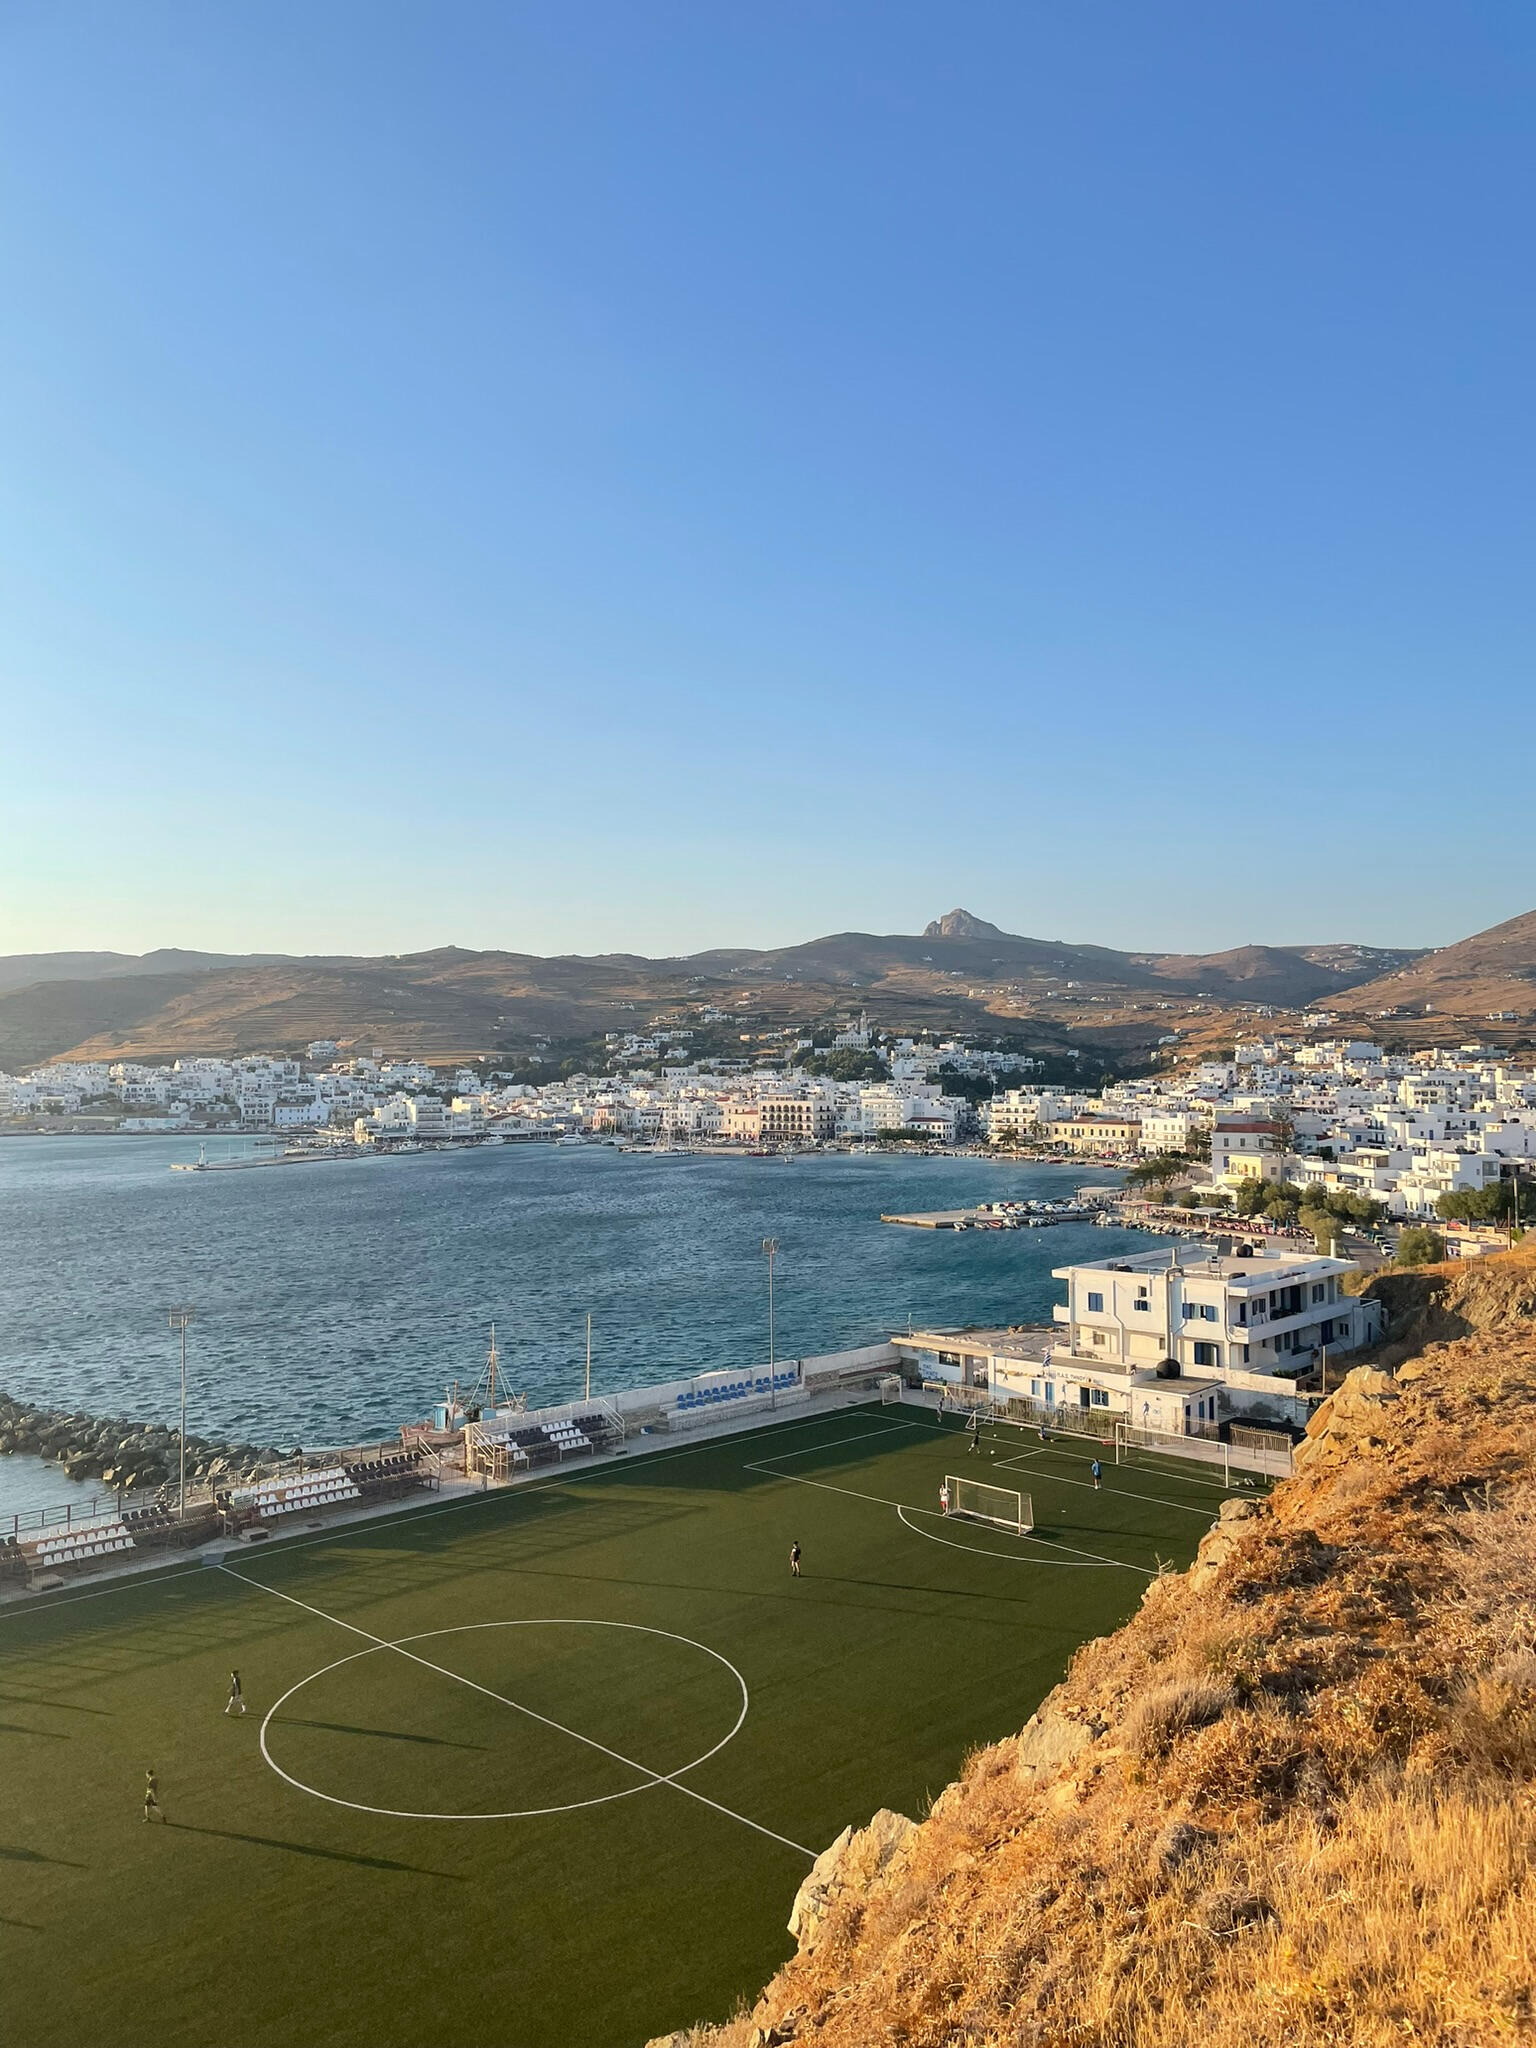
[1114,1420,1290,1484]
[946,1475,1033,1534]
[877,1375,904,1405]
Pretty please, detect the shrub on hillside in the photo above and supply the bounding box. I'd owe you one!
[1396,1227,1446,1267]
[1121,1677,1235,1760]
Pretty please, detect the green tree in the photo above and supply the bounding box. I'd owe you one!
[796,1048,889,1083]
[1395,1227,1446,1268]
[1126,1152,1191,1191]
[1233,1177,1302,1219]
[1435,1186,1504,1224]
[1299,1206,1342,1252]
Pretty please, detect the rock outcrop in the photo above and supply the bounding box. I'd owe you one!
[786,1808,917,1949]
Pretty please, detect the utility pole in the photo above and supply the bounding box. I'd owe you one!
[762,1238,779,1410]
[585,1313,592,1404]
[167,1307,195,1521]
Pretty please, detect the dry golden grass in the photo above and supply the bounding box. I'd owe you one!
[678,1269,1536,2048]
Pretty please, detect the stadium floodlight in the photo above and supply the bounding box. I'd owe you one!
[167,1306,195,1520]
[946,1475,1032,1535]
[762,1238,779,1410]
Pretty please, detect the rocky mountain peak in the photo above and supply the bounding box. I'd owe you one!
[922,908,1007,941]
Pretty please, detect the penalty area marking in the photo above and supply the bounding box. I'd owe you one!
[988,1453,1223,1519]
[745,1452,1157,1577]
[225,1567,813,1856]
[896,1505,1156,1577]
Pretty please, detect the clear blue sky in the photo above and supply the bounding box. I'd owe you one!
[1,4,1531,960]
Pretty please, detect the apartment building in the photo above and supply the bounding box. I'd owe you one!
[1054,1241,1367,1373]
[759,1095,835,1142]
[892,1242,1374,1440]
[1212,1118,1288,1184]
[1139,1109,1201,1153]
[1044,1113,1141,1155]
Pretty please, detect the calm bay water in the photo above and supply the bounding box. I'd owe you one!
[0,1137,1150,1482]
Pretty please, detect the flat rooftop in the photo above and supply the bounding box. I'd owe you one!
[1054,1242,1355,1286]
[896,1326,1055,1362]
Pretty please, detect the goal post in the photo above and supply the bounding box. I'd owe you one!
[1115,1419,1237,1486]
[945,1475,1033,1534]
[877,1375,903,1405]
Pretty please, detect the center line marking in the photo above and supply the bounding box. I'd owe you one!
[222,1564,815,1858]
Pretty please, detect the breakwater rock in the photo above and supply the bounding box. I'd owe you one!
[0,1393,285,1493]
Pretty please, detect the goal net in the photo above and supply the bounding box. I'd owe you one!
[1114,1421,1287,1483]
[945,1475,1033,1534]
[877,1375,903,1405]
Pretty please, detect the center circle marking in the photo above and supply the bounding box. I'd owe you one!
[259,1619,750,1822]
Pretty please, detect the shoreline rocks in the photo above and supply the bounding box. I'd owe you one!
[0,1392,285,1494]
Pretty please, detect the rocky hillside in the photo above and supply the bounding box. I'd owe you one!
[1355,1239,1536,1360]
[1342,905,1536,1025]
[659,1249,1536,2047]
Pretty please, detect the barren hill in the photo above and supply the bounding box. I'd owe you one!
[665,1247,1536,2048]
[1341,905,1536,1023]
[0,912,1444,1066]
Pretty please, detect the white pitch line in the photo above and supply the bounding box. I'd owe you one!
[221,1563,815,1859]
[989,1455,1218,1519]
[899,1504,1156,1578]
[741,1462,907,1511]
[747,1456,1158,1578]
[259,1621,750,1823]
[893,1505,1118,1569]
[2,1404,897,1623]
[745,1420,927,1462]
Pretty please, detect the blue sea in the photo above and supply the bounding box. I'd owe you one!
[0,1137,1153,1483]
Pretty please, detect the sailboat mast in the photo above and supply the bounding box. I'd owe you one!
[487,1322,499,1410]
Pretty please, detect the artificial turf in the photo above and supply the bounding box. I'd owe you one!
[0,1403,1238,2048]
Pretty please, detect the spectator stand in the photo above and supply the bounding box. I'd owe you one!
[464,1400,626,1482]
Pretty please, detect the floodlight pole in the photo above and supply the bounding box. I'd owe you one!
[167,1307,195,1521]
[763,1238,779,1409]
[585,1313,592,1404]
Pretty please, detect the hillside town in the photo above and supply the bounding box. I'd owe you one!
[4,1024,1534,1228]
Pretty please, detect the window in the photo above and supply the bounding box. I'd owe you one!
[1193,1341,1219,1367]
[1199,1303,1217,1322]
[1030,1379,1041,1398]
[1090,1388,1110,1407]
[1312,1283,1325,1304]
[1133,1298,1151,1312]
[1086,1291,1104,1313]
[1092,1330,1107,1347]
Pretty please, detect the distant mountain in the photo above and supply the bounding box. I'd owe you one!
[1338,907,1536,1020]
[0,912,1479,1068]
[0,948,294,998]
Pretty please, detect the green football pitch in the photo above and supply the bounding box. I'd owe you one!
[0,1403,1241,2048]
